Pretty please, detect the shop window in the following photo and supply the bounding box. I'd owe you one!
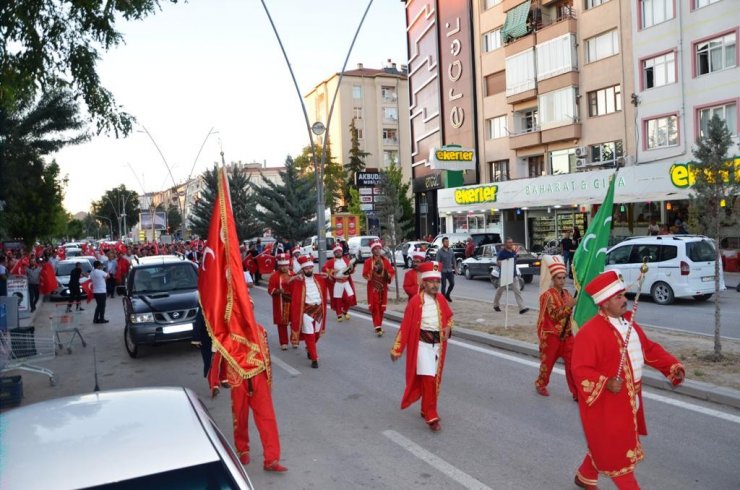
[695,32,736,76]
[645,115,679,149]
[588,85,622,117]
[453,215,468,232]
[642,51,676,89]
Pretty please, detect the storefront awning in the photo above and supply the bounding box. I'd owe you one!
[502,0,531,42]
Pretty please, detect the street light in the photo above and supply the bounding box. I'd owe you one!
[103,195,121,238]
[94,215,114,239]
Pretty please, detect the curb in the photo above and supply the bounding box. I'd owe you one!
[351,304,740,410]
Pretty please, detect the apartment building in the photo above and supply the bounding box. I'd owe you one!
[303,62,411,190]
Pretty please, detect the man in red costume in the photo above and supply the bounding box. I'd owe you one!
[290,246,303,275]
[535,255,577,399]
[290,255,327,368]
[572,270,685,489]
[322,244,357,322]
[362,240,394,336]
[403,250,426,298]
[267,253,293,350]
[390,261,453,432]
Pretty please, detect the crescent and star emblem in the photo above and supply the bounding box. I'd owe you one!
[201,246,216,270]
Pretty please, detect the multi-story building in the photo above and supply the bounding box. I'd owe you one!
[303,62,411,199]
[403,0,738,249]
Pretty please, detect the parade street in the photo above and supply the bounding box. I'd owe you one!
[355,267,740,340]
[19,286,740,490]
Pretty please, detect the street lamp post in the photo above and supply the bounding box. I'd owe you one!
[94,215,114,238]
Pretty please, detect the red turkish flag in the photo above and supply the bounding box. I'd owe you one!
[81,280,94,303]
[10,256,29,276]
[257,253,276,274]
[39,262,59,295]
[81,243,90,255]
[198,168,271,382]
[57,247,66,260]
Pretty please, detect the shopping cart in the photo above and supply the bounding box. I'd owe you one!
[50,305,87,354]
[0,328,57,386]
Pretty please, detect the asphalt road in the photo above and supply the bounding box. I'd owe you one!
[362,266,740,340]
[16,288,740,489]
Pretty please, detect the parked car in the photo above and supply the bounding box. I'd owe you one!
[461,242,540,283]
[393,241,431,267]
[51,259,93,301]
[605,235,725,305]
[120,255,199,358]
[300,235,336,262]
[347,235,380,262]
[0,387,254,489]
[427,232,502,266]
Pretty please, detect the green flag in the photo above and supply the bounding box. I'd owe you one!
[572,171,618,329]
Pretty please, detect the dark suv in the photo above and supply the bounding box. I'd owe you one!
[426,232,501,264]
[119,255,199,358]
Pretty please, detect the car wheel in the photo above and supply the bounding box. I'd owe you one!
[693,294,713,301]
[651,281,675,305]
[523,274,533,284]
[464,266,472,280]
[124,324,139,358]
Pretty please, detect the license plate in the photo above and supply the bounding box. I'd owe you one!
[162,323,193,334]
[702,276,714,282]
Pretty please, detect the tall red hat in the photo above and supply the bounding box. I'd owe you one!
[585,270,625,305]
[276,253,290,266]
[332,244,344,255]
[370,239,382,251]
[297,255,314,268]
[418,261,441,281]
[292,246,302,255]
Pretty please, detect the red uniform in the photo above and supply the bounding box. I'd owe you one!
[322,256,357,318]
[208,349,281,466]
[391,292,453,426]
[290,275,328,363]
[362,256,395,330]
[267,271,292,347]
[403,269,420,298]
[535,287,577,398]
[572,311,684,488]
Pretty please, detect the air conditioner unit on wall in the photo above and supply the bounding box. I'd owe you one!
[574,146,588,158]
[576,158,588,168]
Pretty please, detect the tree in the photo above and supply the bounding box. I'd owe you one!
[189,164,261,242]
[344,119,370,193]
[374,161,414,299]
[252,156,317,244]
[689,115,740,361]
[347,187,367,234]
[166,205,182,236]
[92,186,140,239]
[294,144,345,213]
[1,0,179,136]
[0,88,86,246]
[66,218,84,240]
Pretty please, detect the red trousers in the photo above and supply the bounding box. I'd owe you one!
[276,323,289,346]
[535,333,576,397]
[331,295,352,316]
[231,372,282,465]
[420,375,439,424]
[303,332,318,361]
[577,454,640,489]
[367,287,387,328]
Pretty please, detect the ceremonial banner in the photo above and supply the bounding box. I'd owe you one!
[198,168,270,381]
[572,172,618,329]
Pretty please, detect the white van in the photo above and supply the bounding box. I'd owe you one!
[301,235,335,262]
[347,235,380,262]
[605,235,725,305]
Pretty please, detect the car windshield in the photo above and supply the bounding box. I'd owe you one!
[686,240,716,262]
[56,262,93,275]
[87,461,244,490]
[132,263,198,293]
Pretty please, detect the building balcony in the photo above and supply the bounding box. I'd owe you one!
[506,87,537,105]
[509,128,541,149]
[383,138,399,146]
[534,12,577,43]
[504,30,535,56]
[541,122,581,144]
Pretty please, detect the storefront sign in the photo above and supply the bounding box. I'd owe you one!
[429,145,476,171]
[347,215,358,237]
[455,185,498,205]
[669,158,740,188]
[412,172,443,193]
[524,175,626,196]
[356,171,382,187]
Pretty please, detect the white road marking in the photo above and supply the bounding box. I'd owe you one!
[353,312,740,425]
[270,355,301,377]
[383,430,493,490]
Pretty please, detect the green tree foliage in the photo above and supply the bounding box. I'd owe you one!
[252,156,317,243]
[91,186,140,238]
[167,204,182,236]
[67,218,84,240]
[0,89,87,246]
[689,115,739,360]
[1,0,179,136]
[345,119,370,193]
[374,161,414,249]
[189,165,261,242]
[294,144,345,213]
[347,187,366,234]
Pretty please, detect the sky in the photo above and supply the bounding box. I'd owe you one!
[53,0,408,214]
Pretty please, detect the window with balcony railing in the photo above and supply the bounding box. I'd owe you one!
[539,86,578,129]
[514,108,539,134]
[382,128,399,145]
[505,48,536,96]
[383,107,398,122]
[381,86,398,104]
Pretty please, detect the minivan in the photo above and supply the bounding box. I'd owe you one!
[301,235,336,262]
[605,235,725,305]
[347,235,380,262]
[426,232,501,264]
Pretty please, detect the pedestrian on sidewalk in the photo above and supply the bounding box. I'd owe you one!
[493,238,529,314]
[390,261,453,432]
[362,240,394,336]
[436,237,458,302]
[26,258,41,312]
[90,260,110,323]
[66,262,87,312]
[403,250,426,299]
[290,256,327,368]
[560,231,574,278]
[572,270,685,490]
[534,255,577,399]
[267,253,293,350]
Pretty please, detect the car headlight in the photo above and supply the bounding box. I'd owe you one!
[130,313,154,324]
[533,261,541,267]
